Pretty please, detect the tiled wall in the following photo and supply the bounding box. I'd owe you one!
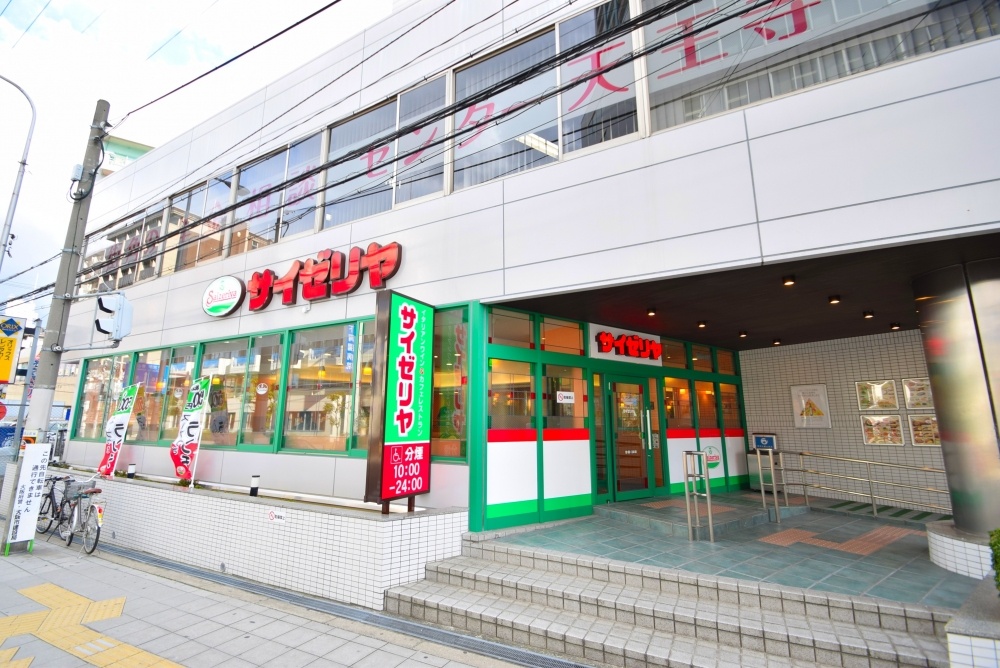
[928,530,993,579]
[740,331,949,511]
[948,633,1000,668]
[91,477,465,609]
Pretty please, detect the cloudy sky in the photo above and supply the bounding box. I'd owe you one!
[0,0,391,321]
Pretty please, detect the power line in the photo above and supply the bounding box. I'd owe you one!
[11,0,53,49]
[146,0,223,61]
[116,0,349,122]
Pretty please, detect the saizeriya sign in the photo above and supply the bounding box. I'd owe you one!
[202,241,402,317]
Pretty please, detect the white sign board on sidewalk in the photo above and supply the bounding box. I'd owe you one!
[7,442,51,542]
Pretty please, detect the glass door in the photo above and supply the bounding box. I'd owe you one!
[608,376,654,500]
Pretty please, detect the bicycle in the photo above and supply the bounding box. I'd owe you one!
[35,474,72,535]
[55,476,105,554]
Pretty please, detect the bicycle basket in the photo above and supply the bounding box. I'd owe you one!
[64,480,89,499]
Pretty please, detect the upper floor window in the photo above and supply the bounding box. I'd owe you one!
[81,204,165,294]
[559,0,637,153]
[325,103,397,227]
[454,31,558,190]
[281,133,323,238]
[396,77,446,204]
[233,152,286,254]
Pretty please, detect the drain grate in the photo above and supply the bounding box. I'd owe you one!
[98,544,588,668]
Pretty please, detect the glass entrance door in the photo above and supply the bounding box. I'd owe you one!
[609,377,654,500]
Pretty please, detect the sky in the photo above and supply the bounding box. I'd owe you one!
[0,0,392,323]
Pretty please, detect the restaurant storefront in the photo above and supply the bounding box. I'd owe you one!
[72,301,745,531]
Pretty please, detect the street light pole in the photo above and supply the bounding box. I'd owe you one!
[0,74,36,277]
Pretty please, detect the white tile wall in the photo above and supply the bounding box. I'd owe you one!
[948,633,1000,668]
[94,478,466,610]
[928,530,994,579]
[740,330,950,512]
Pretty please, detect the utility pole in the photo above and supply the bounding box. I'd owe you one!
[24,100,109,435]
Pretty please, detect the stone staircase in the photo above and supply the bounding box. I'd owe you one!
[385,530,953,667]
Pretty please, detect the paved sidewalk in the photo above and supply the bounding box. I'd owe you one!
[0,539,521,668]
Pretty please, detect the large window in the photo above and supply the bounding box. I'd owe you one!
[201,339,249,446]
[81,205,165,294]
[241,334,283,445]
[663,377,693,429]
[325,104,397,227]
[281,133,323,238]
[695,380,718,427]
[162,174,229,272]
[161,346,197,441]
[431,309,468,458]
[396,78,447,204]
[284,324,356,451]
[454,32,558,190]
[720,383,741,429]
[233,152,287,253]
[130,349,168,441]
[74,355,131,439]
[559,0,637,153]
[488,359,534,429]
[541,318,583,355]
[489,308,534,348]
[352,321,378,449]
[543,365,587,429]
[644,0,996,130]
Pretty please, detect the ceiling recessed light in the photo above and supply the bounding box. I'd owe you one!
[647,307,656,317]
[773,338,782,345]
[828,295,841,304]
[697,321,707,328]
[863,310,875,319]
[782,276,795,286]
[738,331,748,338]
[890,322,901,330]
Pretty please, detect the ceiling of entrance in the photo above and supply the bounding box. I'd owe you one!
[499,232,1000,351]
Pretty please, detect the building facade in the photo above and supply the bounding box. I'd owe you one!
[62,0,1000,534]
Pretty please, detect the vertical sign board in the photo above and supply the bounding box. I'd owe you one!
[7,442,51,543]
[364,291,434,505]
[0,316,26,384]
[97,383,141,476]
[169,376,211,481]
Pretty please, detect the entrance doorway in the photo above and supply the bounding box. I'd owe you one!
[607,376,654,500]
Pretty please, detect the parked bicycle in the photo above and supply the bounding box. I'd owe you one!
[35,474,72,535]
[54,476,105,554]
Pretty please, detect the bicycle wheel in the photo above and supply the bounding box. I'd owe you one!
[83,507,101,554]
[35,494,53,534]
[55,499,72,542]
[62,502,76,547]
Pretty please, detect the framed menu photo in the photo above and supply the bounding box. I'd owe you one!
[908,414,940,446]
[856,380,899,410]
[902,378,934,410]
[861,415,904,445]
[791,384,831,428]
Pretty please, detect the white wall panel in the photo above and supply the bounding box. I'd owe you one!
[504,144,757,268]
[187,93,268,178]
[127,141,194,212]
[502,224,762,299]
[542,439,591,498]
[501,0,596,44]
[759,181,1000,262]
[418,462,470,508]
[752,79,1000,222]
[725,434,749,478]
[486,440,537,504]
[89,173,136,229]
[667,437,697,485]
[333,456,368,498]
[745,40,1000,139]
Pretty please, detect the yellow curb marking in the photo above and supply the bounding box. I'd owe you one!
[0,584,182,668]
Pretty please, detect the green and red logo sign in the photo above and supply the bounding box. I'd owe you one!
[703,445,722,470]
[202,276,246,317]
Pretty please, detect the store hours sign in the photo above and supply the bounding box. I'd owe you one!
[364,291,434,506]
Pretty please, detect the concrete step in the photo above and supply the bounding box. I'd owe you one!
[592,498,810,540]
[411,555,948,667]
[387,578,839,668]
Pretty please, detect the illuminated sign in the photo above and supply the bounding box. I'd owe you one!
[590,325,663,366]
[202,276,246,317]
[365,291,435,506]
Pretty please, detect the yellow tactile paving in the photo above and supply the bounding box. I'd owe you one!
[0,585,183,668]
[759,525,923,555]
[83,598,126,624]
[641,499,735,513]
[18,584,91,609]
[0,647,33,668]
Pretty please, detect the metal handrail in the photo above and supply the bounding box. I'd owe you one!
[780,450,949,517]
[754,449,787,523]
[683,451,715,542]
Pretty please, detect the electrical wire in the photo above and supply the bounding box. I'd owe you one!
[115,0,349,124]
[146,0,222,61]
[11,0,53,49]
[92,0,582,233]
